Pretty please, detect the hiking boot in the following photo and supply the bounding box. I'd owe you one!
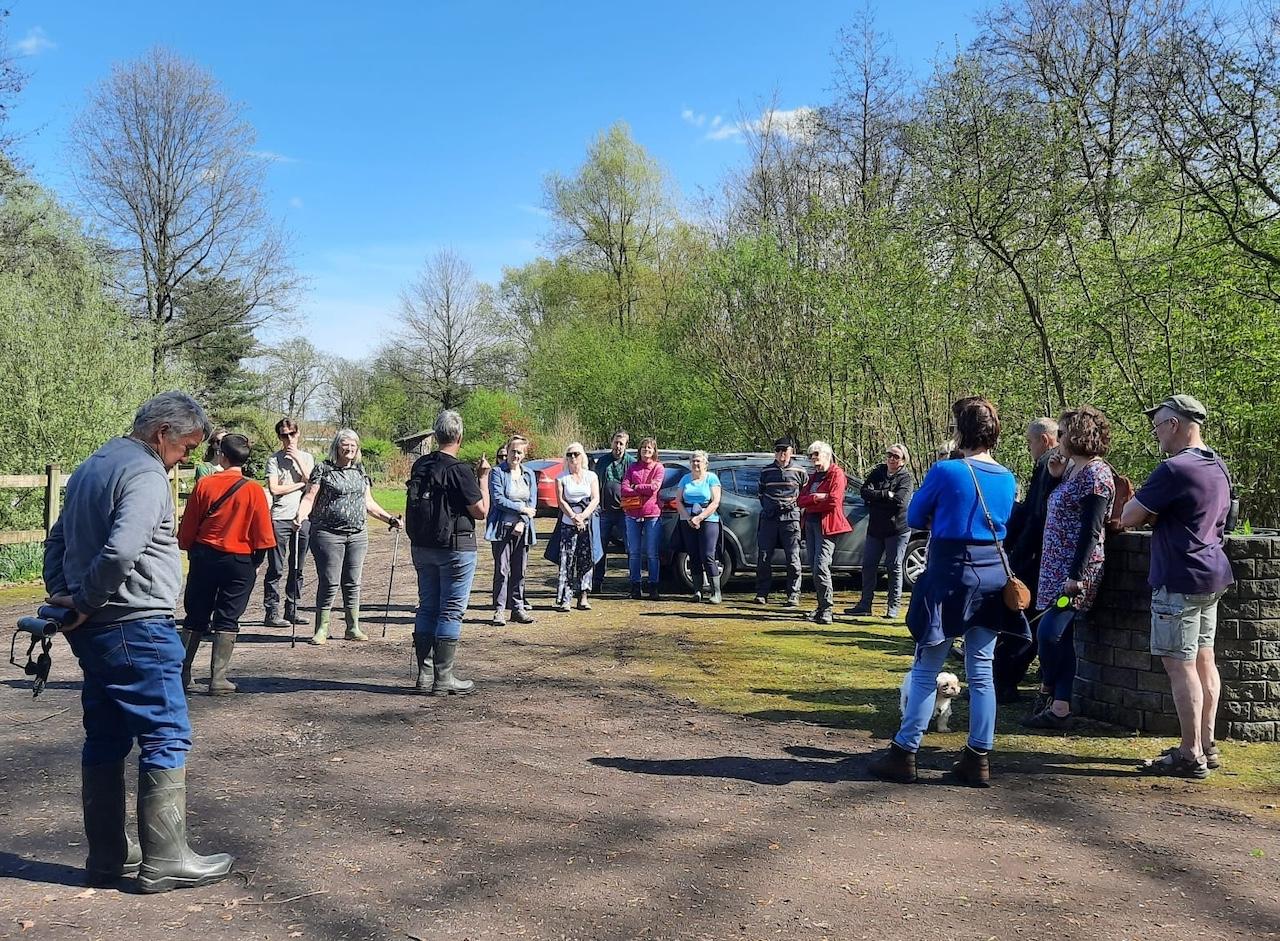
[413,634,434,694]
[511,608,535,624]
[868,742,917,784]
[137,767,234,893]
[309,610,331,646]
[264,608,291,629]
[844,601,872,617]
[884,606,900,619]
[285,603,309,626]
[630,583,643,600]
[344,606,368,641]
[82,761,141,886]
[949,745,992,788]
[647,582,661,601]
[490,611,507,627]
[431,638,474,695]
[179,630,202,695]
[207,632,238,695]
[708,575,722,605]
[575,592,592,611]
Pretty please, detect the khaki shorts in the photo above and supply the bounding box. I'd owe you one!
[1150,587,1225,661]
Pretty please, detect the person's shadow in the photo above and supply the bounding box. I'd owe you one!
[0,850,90,888]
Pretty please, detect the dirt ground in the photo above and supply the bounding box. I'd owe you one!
[2,528,1279,941]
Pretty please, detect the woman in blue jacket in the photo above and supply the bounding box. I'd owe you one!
[485,436,539,625]
[869,396,1030,787]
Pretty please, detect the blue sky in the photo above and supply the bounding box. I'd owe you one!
[8,1,985,357]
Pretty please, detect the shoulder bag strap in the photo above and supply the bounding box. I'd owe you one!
[963,459,1015,581]
[202,477,250,523]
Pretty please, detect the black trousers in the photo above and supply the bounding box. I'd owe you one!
[263,518,310,611]
[184,543,258,634]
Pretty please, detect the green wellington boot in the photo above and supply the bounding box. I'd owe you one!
[82,761,142,886]
[207,632,238,695]
[430,637,474,695]
[708,574,723,604]
[137,767,234,893]
[309,610,331,646]
[344,605,369,642]
[413,634,434,694]
[179,630,203,694]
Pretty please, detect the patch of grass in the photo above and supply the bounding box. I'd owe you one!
[371,487,405,516]
[575,598,1280,794]
[0,542,43,584]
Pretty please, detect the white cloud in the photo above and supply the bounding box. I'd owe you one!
[685,105,819,144]
[249,150,299,164]
[289,196,304,209]
[15,27,55,56]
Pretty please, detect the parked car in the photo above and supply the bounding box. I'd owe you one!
[525,458,564,516]
[657,456,928,592]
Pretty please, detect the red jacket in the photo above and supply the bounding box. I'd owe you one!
[797,463,853,537]
[178,468,276,555]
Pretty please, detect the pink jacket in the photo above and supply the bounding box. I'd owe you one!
[620,460,665,519]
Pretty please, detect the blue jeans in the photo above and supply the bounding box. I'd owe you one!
[625,516,661,585]
[1039,618,1078,704]
[65,617,193,771]
[592,509,629,591]
[860,531,909,610]
[894,627,998,753]
[412,546,478,641]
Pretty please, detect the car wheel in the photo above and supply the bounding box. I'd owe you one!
[674,550,735,591]
[903,539,928,589]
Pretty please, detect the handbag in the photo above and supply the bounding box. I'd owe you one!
[963,459,1031,611]
[620,493,644,514]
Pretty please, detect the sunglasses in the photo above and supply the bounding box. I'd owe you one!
[808,452,821,458]
[886,452,903,459]
[774,446,790,452]
[565,450,582,457]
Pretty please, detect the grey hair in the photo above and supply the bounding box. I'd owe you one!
[328,428,361,463]
[132,391,212,441]
[691,449,709,465]
[434,409,464,446]
[1028,417,1059,440]
[808,440,833,462]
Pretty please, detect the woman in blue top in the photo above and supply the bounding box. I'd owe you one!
[484,435,539,626]
[869,396,1029,788]
[675,451,724,603]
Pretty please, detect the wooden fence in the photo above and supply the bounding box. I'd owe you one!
[0,464,196,547]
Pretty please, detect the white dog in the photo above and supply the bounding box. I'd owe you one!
[900,671,963,733]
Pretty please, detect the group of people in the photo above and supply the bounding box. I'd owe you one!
[35,385,1236,895]
[867,393,1234,786]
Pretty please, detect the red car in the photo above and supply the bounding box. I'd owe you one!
[525,458,564,516]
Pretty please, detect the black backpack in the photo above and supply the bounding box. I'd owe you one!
[405,453,463,548]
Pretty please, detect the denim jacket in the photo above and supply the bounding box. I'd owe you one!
[484,462,539,546]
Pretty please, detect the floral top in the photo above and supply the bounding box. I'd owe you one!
[308,461,371,535]
[1037,459,1116,611]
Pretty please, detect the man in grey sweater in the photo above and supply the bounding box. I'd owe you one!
[43,391,235,893]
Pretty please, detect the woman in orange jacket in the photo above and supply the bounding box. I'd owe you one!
[796,440,852,624]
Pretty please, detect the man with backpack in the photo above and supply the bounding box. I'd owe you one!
[405,409,490,695]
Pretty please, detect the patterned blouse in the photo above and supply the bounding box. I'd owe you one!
[308,461,371,535]
[1037,459,1116,611]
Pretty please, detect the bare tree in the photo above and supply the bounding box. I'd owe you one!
[324,356,372,429]
[262,338,326,421]
[71,47,297,384]
[389,250,494,410]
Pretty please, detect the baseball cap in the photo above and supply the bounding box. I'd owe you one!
[773,436,795,451]
[1143,393,1207,424]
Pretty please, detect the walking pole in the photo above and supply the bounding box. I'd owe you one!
[382,523,402,640]
[289,527,301,649]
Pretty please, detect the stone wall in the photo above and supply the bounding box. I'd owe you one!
[1074,530,1280,742]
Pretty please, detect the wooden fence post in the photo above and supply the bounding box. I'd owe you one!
[44,464,60,535]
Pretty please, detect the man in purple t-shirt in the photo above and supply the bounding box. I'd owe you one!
[1120,394,1233,780]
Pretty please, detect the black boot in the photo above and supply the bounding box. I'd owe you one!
[948,745,991,788]
[137,767,234,893]
[431,638,474,695]
[83,762,141,886]
[629,582,643,600]
[413,634,434,694]
[179,630,202,694]
[868,741,918,784]
[208,632,238,695]
[647,581,661,601]
[285,602,309,626]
